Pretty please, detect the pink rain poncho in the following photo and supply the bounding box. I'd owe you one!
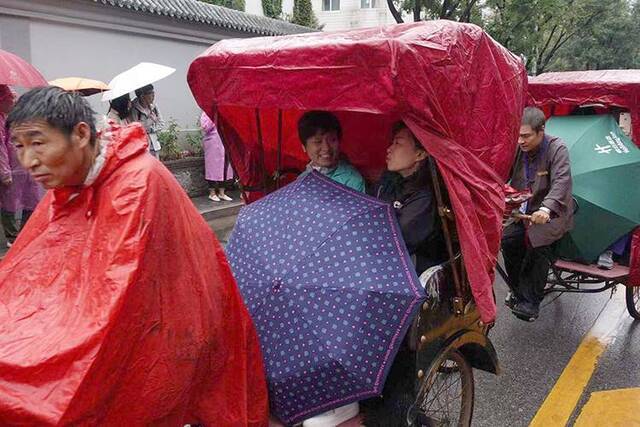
[201,112,234,182]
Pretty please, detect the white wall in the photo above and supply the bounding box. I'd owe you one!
[249,0,395,31]
[27,21,210,128]
[245,0,264,17]
[313,0,396,32]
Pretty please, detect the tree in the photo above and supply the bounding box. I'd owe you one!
[484,0,609,74]
[550,0,640,71]
[387,0,482,24]
[199,0,245,12]
[262,0,283,19]
[290,0,320,28]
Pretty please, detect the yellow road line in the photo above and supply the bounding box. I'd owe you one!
[529,290,627,427]
[574,388,640,426]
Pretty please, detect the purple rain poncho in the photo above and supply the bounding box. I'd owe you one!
[0,111,44,213]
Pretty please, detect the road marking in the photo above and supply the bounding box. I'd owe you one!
[574,388,640,426]
[529,290,628,427]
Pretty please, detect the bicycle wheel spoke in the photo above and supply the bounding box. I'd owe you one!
[410,350,473,427]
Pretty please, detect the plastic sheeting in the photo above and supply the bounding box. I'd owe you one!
[188,21,526,323]
[528,70,640,147]
[528,70,640,286]
[0,123,268,425]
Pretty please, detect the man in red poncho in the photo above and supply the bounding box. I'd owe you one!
[0,86,268,426]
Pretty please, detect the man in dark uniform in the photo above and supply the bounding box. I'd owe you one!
[502,107,574,321]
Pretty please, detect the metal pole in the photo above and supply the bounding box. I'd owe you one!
[428,158,465,310]
[275,109,283,189]
[255,108,268,194]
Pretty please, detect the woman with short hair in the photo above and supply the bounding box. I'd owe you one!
[373,121,445,274]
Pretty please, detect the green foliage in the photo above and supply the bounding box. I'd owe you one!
[199,0,245,12]
[389,0,482,24]
[158,119,204,161]
[262,0,283,18]
[387,0,640,74]
[484,0,611,74]
[158,120,181,161]
[290,0,319,28]
[550,0,640,71]
[185,128,205,157]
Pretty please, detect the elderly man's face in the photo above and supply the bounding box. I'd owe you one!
[518,124,545,152]
[11,120,93,189]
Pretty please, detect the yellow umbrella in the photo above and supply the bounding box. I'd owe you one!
[48,77,109,96]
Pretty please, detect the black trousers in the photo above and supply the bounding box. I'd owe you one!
[1,209,34,243]
[501,222,554,305]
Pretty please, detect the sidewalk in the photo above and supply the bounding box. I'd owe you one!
[0,191,244,259]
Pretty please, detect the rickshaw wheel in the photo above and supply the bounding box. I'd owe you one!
[407,349,474,427]
[626,286,640,320]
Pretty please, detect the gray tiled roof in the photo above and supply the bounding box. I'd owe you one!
[91,0,314,36]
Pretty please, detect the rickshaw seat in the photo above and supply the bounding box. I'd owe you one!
[553,259,629,280]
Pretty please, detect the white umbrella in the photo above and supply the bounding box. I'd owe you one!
[102,62,175,101]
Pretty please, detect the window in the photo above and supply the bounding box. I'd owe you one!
[360,0,377,8]
[322,0,340,11]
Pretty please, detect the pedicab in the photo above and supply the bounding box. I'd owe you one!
[511,70,640,319]
[188,20,527,426]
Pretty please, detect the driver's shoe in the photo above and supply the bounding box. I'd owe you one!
[512,301,539,322]
[504,291,518,310]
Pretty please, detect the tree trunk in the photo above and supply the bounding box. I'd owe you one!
[386,0,404,23]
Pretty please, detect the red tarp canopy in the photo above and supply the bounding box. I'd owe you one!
[529,70,640,286]
[528,70,640,146]
[188,20,527,322]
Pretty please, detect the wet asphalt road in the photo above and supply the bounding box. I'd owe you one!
[472,274,639,426]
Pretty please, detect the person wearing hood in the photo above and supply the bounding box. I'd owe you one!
[0,85,42,247]
[0,87,268,426]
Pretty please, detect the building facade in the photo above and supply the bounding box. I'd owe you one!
[245,0,398,31]
[0,0,310,127]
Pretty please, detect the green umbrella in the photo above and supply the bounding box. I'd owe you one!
[546,115,640,262]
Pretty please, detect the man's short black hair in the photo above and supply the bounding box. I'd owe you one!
[135,84,154,98]
[7,86,97,146]
[297,111,342,145]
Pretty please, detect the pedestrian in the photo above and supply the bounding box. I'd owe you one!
[130,84,163,158]
[0,85,42,247]
[0,87,268,425]
[200,112,234,202]
[105,93,132,126]
[501,107,574,321]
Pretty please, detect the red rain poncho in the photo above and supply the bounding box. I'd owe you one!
[528,70,640,286]
[188,21,527,322]
[0,123,268,425]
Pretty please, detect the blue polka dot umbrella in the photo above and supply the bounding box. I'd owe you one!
[226,171,426,424]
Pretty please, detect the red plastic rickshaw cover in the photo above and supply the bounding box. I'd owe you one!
[188,21,527,323]
[0,124,268,425]
[528,70,640,286]
[528,70,640,145]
